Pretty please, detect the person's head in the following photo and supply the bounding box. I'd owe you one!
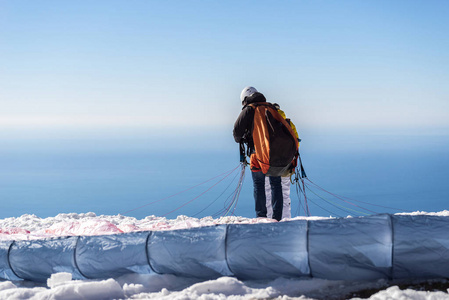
[240,86,258,105]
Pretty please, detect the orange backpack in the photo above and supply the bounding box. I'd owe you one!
[248,103,299,176]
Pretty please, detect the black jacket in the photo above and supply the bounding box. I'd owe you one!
[233,92,267,151]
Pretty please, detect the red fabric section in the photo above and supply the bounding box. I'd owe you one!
[250,153,261,172]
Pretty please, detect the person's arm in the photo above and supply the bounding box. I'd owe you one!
[233,107,253,143]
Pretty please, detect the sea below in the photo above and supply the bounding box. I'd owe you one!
[1,130,448,220]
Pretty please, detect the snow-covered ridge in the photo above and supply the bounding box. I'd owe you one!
[1,211,448,241]
[2,211,449,299]
[0,212,326,241]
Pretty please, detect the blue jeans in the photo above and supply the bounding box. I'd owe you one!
[252,171,283,221]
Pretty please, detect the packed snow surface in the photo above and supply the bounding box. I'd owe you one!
[0,212,330,241]
[1,272,449,300]
[1,211,449,299]
[2,210,448,241]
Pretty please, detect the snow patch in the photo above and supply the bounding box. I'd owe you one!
[0,213,327,241]
[47,272,73,289]
[353,285,449,300]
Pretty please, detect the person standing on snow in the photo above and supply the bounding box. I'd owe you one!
[233,87,284,221]
[265,103,300,219]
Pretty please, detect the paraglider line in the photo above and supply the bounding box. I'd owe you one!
[305,184,369,216]
[225,164,246,216]
[306,196,342,218]
[305,178,409,212]
[121,165,240,215]
[192,169,241,217]
[162,167,238,217]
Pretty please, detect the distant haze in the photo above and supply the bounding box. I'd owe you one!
[1,1,448,140]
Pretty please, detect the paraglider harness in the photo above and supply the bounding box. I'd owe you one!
[239,131,309,215]
[239,139,306,180]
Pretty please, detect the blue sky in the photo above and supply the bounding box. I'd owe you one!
[1,0,448,145]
